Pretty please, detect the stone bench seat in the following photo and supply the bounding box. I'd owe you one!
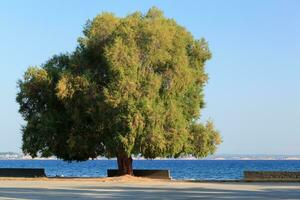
[107,169,171,179]
[0,168,46,177]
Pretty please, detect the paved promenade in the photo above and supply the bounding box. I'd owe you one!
[0,177,299,199]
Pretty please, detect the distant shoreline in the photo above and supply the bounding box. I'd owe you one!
[1,152,300,160]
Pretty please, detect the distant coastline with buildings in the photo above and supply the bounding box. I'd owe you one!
[1,152,300,160]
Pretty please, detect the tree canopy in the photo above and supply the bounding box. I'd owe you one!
[17,8,221,164]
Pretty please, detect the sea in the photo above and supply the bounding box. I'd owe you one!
[1,159,300,180]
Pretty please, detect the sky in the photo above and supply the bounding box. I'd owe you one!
[0,0,299,155]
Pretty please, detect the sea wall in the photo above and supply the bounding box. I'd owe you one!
[244,171,300,181]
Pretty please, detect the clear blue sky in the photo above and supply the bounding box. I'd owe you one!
[0,0,299,155]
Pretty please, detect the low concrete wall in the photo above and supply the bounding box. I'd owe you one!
[107,169,171,179]
[244,171,300,181]
[0,168,46,177]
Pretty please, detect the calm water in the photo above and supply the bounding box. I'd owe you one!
[1,160,300,180]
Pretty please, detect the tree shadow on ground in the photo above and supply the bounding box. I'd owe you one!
[0,184,299,200]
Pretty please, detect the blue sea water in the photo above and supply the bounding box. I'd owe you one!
[1,160,300,180]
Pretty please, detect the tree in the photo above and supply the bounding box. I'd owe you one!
[17,8,221,175]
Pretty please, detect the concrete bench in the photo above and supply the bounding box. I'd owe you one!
[244,171,300,181]
[0,168,46,177]
[107,169,171,179]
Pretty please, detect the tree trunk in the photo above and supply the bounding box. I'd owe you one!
[117,156,133,175]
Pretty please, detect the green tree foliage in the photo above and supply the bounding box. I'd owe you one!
[17,7,221,174]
